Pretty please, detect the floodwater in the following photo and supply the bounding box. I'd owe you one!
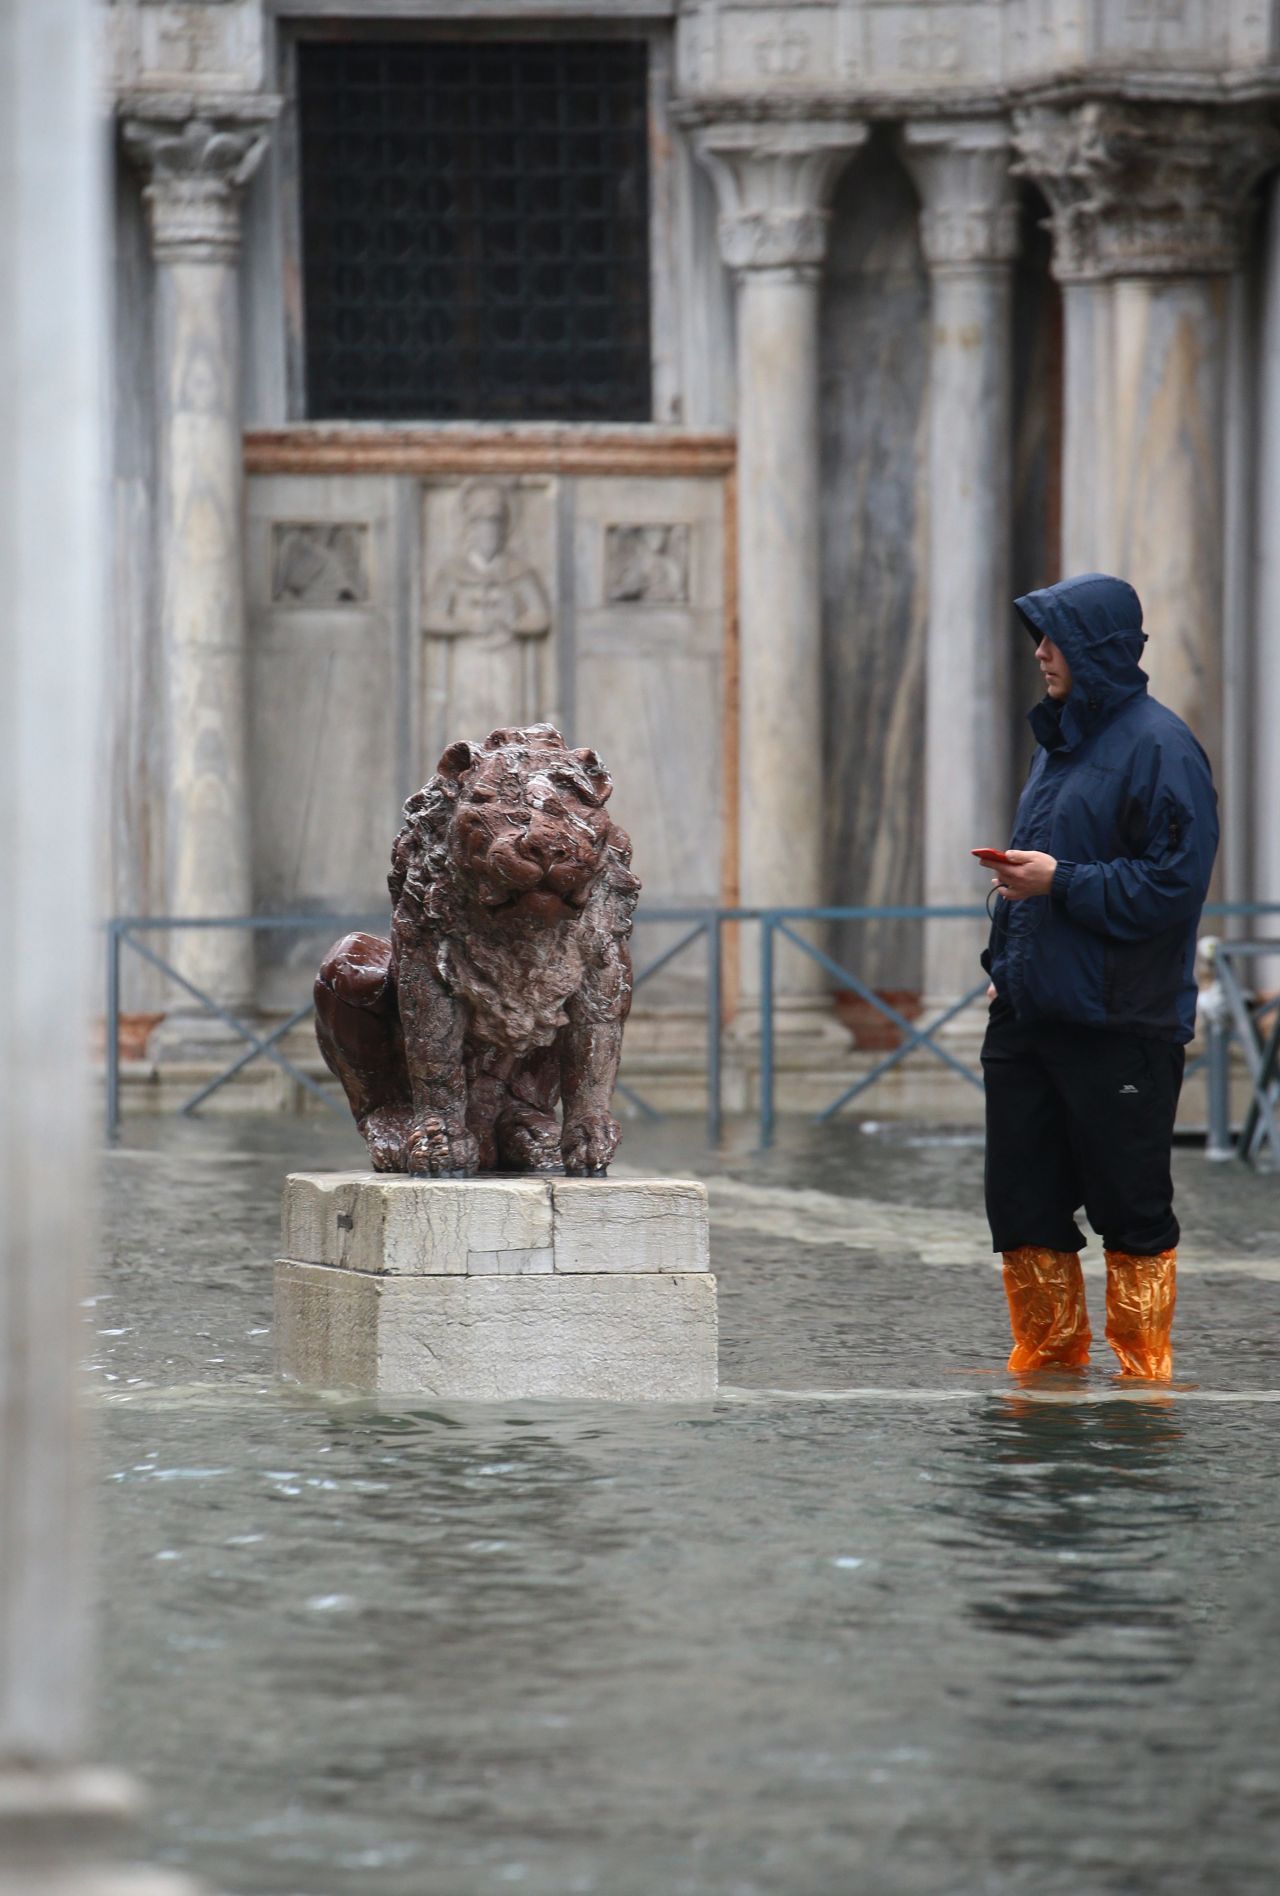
[95,1115,1280,1895]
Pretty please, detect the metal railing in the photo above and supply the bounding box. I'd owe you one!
[105,902,1280,1154]
[104,907,724,1139]
[1200,936,1280,1164]
[755,905,988,1145]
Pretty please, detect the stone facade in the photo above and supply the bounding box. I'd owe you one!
[104,0,1280,1050]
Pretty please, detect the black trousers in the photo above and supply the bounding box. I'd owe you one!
[981,1005,1184,1257]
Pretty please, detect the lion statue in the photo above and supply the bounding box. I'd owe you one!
[314,724,640,1177]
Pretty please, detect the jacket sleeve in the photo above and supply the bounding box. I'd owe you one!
[1049,738,1218,942]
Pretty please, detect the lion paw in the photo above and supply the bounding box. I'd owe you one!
[360,1105,414,1173]
[561,1112,620,1177]
[404,1116,480,1177]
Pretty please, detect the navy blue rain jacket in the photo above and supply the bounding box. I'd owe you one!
[984,573,1218,1044]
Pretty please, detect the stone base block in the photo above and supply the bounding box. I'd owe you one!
[281,1171,710,1277]
[274,1172,717,1399]
[274,1261,718,1399]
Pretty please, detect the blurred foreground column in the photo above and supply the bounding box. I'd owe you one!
[0,4,195,1892]
[122,97,276,1030]
[1016,102,1278,784]
[902,120,1017,1005]
[1255,177,1280,932]
[695,119,865,1000]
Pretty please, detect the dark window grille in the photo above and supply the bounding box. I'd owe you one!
[297,38,652,421]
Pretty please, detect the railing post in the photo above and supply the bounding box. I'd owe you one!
[706,912,722,1149]
[760,915,776,1148]
[1205,1001,1234,1162]
[105,921,121,1141]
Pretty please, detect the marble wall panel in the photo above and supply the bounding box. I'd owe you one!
[246,474,406,1005]
[819,137,930,990]
[1095,0,1228,63]
[420,476,560,766]
[865,3,1005,86]
[676,0,1278,97]
[243,462,729,1014]
[572,474,725,1002]
[710,5,846,94]
[108,0,265,94]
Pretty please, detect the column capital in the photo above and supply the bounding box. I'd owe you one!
[1013,99,1280,281]
[900,118,1019,272]
[120,93,279,263]
[693,119,868,275]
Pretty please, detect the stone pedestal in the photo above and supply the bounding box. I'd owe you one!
[275,1174,718,1399]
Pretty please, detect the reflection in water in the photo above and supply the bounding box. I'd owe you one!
[948,1394,1194,1651]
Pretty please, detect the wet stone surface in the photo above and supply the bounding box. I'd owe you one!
[96,1115,1280,1895]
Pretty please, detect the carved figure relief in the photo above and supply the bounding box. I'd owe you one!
[605,525,690,605]
[423,480,553,752]
[315,725,640,1178]
[271,523,369,606]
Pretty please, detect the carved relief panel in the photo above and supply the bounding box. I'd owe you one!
[247,474,407,1004]
[271,523,369,606]
[573,477,725,925]
[676,0,1270,99]
[605,524,691,605]
[245,450,732,1014]
[420,477,558,766]
[866,4,1004,86]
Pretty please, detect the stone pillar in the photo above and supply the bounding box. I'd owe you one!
[901,120,1018,1003]
[694,120,867,997]
[1058,279,1117,574]
[1015,102,1279,781]
[0,4,194,1890]
[122,101,277,1023]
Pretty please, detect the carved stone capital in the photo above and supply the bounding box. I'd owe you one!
[694,120,868,275]
[900,119,1018,272]
[1013,101,1280,281]
[120,94,279,263]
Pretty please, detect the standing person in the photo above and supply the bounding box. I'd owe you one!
[980,573,1218,1380]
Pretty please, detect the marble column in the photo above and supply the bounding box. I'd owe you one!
[0,4,193,1890]
[694,120,866,997]
[901,120,1018,1003]
[122,101,277,1023]
[1015,102,1279,783]
[1058,279,1117,574]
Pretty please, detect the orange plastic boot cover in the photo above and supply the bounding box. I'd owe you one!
[1001,1247,1092,1371]
[1104,1249,1176,1381]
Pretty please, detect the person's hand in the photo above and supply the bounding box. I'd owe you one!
[992,850,1057,902]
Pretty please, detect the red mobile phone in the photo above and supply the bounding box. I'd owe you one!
[971,848,1014,865]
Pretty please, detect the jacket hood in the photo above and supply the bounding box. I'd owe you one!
[1015,572,1148,748]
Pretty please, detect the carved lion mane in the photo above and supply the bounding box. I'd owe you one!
[315,725,640,1176]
